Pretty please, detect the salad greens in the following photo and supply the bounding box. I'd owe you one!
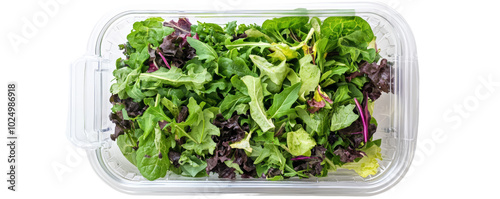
[109,16,392,181]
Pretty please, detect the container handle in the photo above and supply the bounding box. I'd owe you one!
[68,56,111,149]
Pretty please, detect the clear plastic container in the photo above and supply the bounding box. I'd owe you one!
[68,2,418,195]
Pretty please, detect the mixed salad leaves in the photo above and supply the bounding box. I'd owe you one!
[109,16,392,181]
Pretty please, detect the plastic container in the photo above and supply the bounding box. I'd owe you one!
[68,2,418,195]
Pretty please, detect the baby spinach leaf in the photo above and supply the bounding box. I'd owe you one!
[219,92,251,119]
[267,82,301,119]
[179,151,208,177]
[332,84,351,105]
[136,126,171,180]
[218,57,257,78]
[186,36,218,62]
[231,75,249,95]
[241,76,275,132]
[330,104,359,132]
[350,76,370,89]
[116,132,138,166]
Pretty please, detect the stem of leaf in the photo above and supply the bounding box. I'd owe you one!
[157,50,171,69]
[354,98,368,143]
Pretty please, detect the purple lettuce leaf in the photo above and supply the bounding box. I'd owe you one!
[333,146,366,163]
[163,18,192,36]
[206,114,256,178]
[292,146,327,176]
[109,94,148,140]
[358,58,392,93]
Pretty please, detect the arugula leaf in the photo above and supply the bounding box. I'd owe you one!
[111,67,141,97]
[330,104,359,132]
[224,21,238,35]
[267,82,301,119]
[137,95,171,138]
[181,98,220,156]
[241,76,275,132]
[253,143,286,171]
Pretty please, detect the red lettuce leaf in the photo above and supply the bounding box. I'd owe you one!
[358,58,392,93]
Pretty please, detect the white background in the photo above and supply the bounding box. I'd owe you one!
[1,0,499,198]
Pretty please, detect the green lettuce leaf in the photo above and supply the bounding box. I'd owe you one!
[139,66,212,94]
[287,128,316,157]
[241,76,275,132]
[249,55,289,88]
[298,54,321,101]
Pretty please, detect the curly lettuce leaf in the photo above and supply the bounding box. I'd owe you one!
[287,128,316,157]
[340,140,382,177]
